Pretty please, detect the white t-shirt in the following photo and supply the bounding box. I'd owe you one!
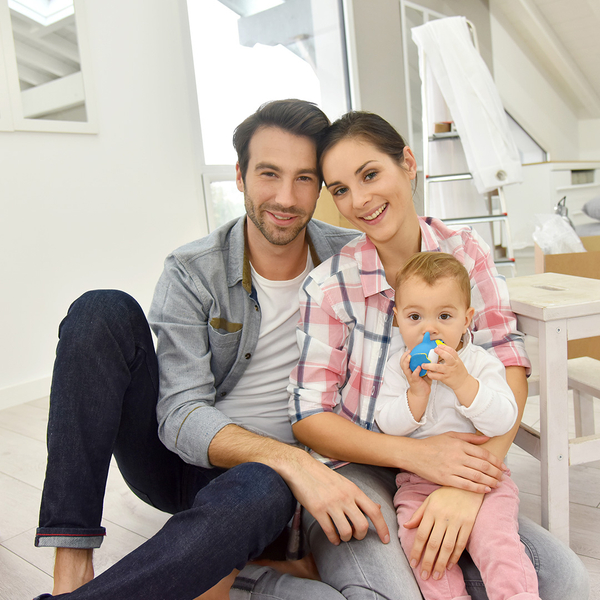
[218,253,314,444]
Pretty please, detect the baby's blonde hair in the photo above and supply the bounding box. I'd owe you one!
[395,252,471,307]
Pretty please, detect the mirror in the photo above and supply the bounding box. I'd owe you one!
[0,0,96,132]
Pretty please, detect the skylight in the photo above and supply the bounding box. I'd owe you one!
[8,0,74,27]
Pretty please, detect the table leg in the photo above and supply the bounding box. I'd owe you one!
[539,318,570,545]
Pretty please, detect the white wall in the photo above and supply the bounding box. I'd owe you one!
[0,0,206,405]
[490,10,580,160]
[579,119,600,161]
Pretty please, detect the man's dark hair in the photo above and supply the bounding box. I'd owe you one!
[233,99,330,181]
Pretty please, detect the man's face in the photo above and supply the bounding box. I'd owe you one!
[236,126,320,246]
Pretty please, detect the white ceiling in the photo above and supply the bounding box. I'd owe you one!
[492,0,600,118]
[7,0,600,120]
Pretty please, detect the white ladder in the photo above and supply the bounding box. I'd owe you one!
[419,21,516,276]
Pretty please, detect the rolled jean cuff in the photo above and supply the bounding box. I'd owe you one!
[35,527,106,549]
[230,565,270,599]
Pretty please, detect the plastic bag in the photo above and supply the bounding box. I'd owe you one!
[532,214,587,255]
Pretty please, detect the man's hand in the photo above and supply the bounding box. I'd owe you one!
[282,451,390,546]
[404,432,507,493]
[208,424,389,546]
[404,487,484,581]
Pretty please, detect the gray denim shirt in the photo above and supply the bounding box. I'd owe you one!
[148,216,358,468]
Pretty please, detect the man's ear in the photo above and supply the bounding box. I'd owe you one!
[235,163,244,192]
[464,307,475,332]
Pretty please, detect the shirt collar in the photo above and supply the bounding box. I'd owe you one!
[419,216,442,252]
[239,217,321,294]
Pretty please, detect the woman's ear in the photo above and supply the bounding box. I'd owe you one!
[402,147,418,180]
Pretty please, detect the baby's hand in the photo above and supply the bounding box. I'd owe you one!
[421,345,469,391]
[401,351,431,397]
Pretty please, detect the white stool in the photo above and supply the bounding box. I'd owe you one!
[517,357,600,460]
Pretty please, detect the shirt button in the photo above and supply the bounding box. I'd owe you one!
[255,305,259,311]
[245,353,251,360]
[220,391,226,397]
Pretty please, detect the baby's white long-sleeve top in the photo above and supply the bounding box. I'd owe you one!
[374,333,518,439]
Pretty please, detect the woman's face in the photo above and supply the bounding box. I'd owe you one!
[321,137,418,243]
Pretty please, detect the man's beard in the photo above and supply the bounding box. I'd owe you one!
[244,193,314,246]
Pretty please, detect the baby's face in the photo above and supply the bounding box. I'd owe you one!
[394,276,473,352]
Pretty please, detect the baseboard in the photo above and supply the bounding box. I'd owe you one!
[0,376,51,411]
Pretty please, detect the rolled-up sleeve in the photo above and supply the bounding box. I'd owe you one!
[288,274,348,425]
[149,255,233,469]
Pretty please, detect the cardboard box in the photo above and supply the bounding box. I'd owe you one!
[534,236,600,360]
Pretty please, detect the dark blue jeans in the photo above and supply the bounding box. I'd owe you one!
[36,290,297,599]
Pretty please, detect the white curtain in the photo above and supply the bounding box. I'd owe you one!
[412,16,522,193]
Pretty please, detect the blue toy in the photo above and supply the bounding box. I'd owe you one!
[409,332,446,377]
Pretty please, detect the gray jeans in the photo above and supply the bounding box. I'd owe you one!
[232,463,589,600]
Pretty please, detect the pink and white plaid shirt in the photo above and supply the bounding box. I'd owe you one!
[289,217,530,444]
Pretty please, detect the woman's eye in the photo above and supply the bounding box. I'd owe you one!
[364,171,377,181]
[333,186,348,196]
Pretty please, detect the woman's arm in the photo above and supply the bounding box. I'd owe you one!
[293,414,506,493]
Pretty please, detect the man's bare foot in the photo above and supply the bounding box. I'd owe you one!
[53,548,94,595]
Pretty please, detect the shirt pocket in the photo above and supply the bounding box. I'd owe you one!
[208,319,244,378]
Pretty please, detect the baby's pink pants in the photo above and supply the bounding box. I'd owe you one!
[394,471,540,600]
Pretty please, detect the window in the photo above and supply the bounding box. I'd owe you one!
[0,0,96,133]
[186,0,350,230]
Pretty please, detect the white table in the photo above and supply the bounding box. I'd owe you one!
[506,272,600,545]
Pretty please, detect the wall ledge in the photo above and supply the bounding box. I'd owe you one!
[0,376,51,411]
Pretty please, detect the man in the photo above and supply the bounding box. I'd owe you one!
[33,100,391,600]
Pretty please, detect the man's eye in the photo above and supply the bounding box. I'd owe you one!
[298,175,313,182]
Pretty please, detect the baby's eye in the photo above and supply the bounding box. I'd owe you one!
[408,313,421,321]
[439,313,452,320]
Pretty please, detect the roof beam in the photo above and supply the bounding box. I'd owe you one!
[21,70,84,118]
[512,0,600,118]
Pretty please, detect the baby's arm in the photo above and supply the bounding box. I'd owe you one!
[423,345,478,408]
[423,346,518,437]
[400,350,432,421]
[374,351,431,436]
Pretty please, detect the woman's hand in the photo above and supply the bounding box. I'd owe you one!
[404,486,484,581]
[403,432,507,493]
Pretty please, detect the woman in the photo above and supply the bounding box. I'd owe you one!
[286,111,588,599]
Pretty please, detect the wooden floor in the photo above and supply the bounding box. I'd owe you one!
[1,254,599,598]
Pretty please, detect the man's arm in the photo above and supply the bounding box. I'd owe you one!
[208,423,390,546]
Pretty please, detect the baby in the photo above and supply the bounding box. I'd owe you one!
[375,251,540,600]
